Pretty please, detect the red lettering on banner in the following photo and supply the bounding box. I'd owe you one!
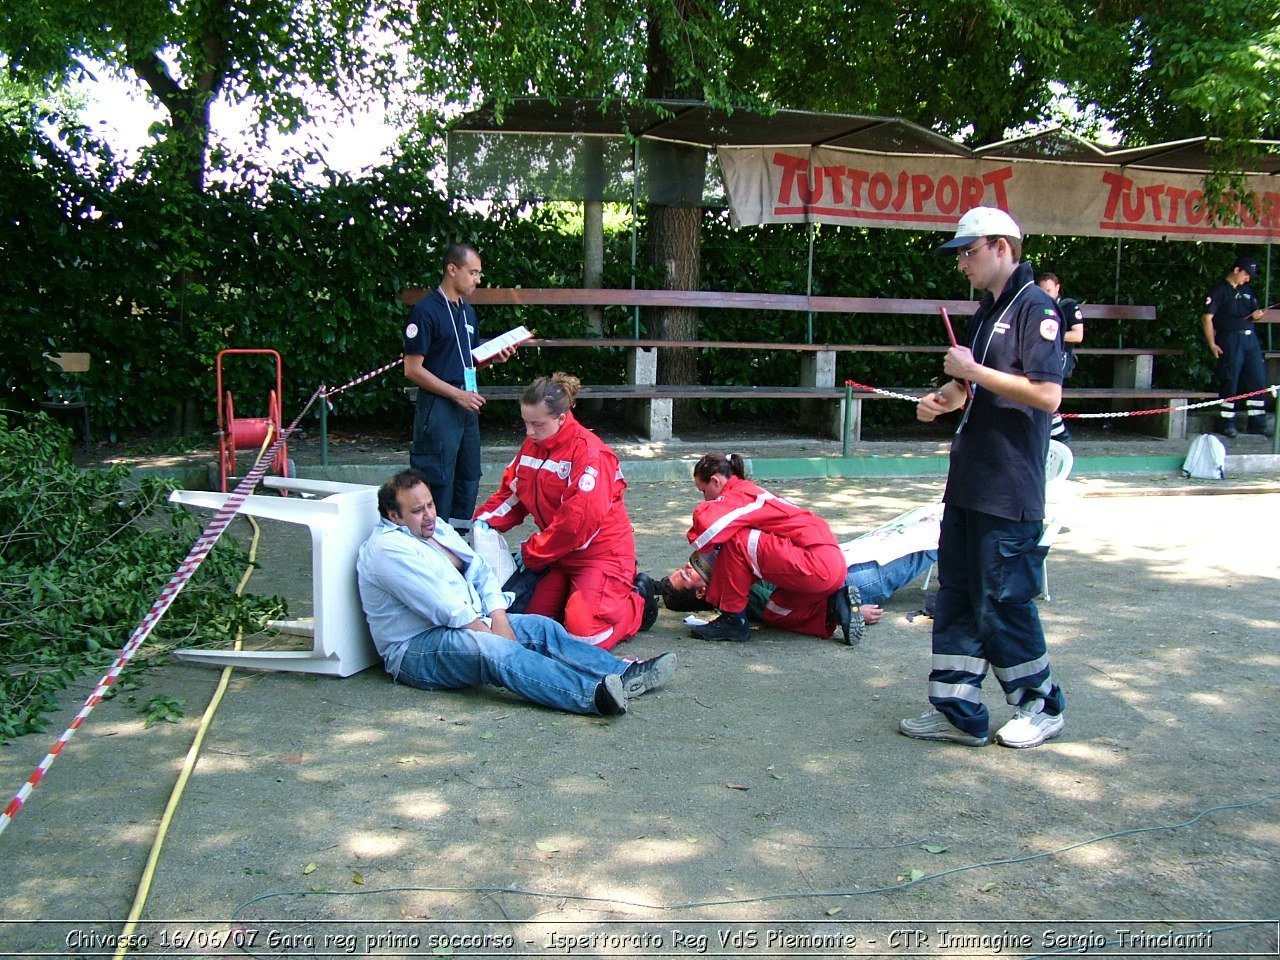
[936,175,959,213]
[1101,170,1278,236]
[961,176,986,209]
[1141,184,1166,220]
[846,168,869,205]
[823,166,847,205]
[763,152,1275,238]
[983,167,1013,209]
[1187,191,1206,225]
[769,153,1016,223]
[797,167,822,204]
[912,175,935,210]
[891,171,909,211]
[1239,196,1258,228]
[1101,171,1129,220]
[869,172,892,210]
[773,152,810,205]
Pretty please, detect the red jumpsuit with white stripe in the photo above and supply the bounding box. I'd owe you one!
[688,476,845,638]
[474,412,643,649]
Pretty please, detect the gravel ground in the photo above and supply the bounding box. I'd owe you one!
[1,463,1277,958]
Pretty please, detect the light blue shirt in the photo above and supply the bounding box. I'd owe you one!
[357,517,507,676]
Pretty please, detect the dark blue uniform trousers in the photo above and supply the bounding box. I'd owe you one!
[928,504,1065,738]
[410,391,481,531]
[1215,329,1268,430]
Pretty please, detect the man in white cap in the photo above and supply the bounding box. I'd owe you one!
[899,207,1068,749]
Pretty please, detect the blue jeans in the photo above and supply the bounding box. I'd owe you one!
[845,550,937,606]
[745,549,937,620]
[393,613,626,715]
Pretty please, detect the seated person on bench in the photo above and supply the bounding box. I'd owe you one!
[664,453,862,644]
[357,469,675,717]
[661,502,941,643]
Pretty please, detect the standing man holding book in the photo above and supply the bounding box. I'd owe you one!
[404,243,517,534]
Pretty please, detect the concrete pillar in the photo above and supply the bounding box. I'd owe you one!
[626,347,672,440]
[1113,354,1153,389]
[800,350,846,440]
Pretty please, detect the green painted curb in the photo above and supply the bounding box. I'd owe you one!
[106,454,1196,491]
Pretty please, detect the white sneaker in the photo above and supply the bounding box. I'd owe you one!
[995,703,1065,748]
[899,708,988,747]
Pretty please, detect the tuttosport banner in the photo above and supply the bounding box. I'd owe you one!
[718,147,1280,244]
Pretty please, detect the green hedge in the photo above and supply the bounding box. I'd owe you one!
[0,119,1259,437]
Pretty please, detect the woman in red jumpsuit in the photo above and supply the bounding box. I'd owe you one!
[682,453,852,642]
[474,373,657,650]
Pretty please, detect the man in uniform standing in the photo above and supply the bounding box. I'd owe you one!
[1036,271,1084,445]
[404,243,516,534]
[900,207,1067,750]
[1201,255,1271,438]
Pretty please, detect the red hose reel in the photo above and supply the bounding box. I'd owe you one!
[216,349,291,492]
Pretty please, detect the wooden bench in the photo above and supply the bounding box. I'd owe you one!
[400,288,1184,441]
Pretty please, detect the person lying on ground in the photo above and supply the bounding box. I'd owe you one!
[664,453,860,644]
[473,373,658,651]
[661,503,941,642]
[358,469,674,717]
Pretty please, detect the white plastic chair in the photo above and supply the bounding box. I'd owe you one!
[921,439,1074,600]
[167,477,382,676]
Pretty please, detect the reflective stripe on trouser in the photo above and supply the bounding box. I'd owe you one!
[747,549,937,619]
[410,391,481,529]
[928,504,1065,738]
[712,530,845,638]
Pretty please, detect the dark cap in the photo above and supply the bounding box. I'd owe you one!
[1233,255,1260,277]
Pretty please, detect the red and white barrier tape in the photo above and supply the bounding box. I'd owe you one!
[323,357,404,399]
[1062,387,1277,420]
[845,379,1279,421]
[0,385,326,838]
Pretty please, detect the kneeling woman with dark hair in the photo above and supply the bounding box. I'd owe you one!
[669,452,858,643]
[474,373,658,650]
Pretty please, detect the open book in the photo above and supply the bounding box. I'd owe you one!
[472,325,533,364]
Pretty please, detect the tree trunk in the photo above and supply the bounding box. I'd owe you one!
[582,137,606,337]
[645,0,705,418]
[646,204,701,395]
[130,20,224,433]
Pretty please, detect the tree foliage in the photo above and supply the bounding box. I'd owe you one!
[1071,0,1279,145]
[2,0,1277,432]
[726,0,1075,144]
[1,0,409,191]
[0,411,286,740]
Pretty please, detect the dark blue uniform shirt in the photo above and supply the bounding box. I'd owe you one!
[1204,280,1258,334]
[945,262,1064,523]
[403,288,478,387]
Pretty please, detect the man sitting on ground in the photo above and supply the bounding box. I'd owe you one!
[661,504,941,643]
[357,469,675,717]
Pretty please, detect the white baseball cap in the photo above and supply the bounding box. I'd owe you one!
[935,206,1022,254]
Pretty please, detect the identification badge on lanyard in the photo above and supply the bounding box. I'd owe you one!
[463,367,478,392]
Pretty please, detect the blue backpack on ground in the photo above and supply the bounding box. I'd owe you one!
[1181,434,1226,480]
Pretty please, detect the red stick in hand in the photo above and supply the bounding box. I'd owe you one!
[938,306,973,401]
